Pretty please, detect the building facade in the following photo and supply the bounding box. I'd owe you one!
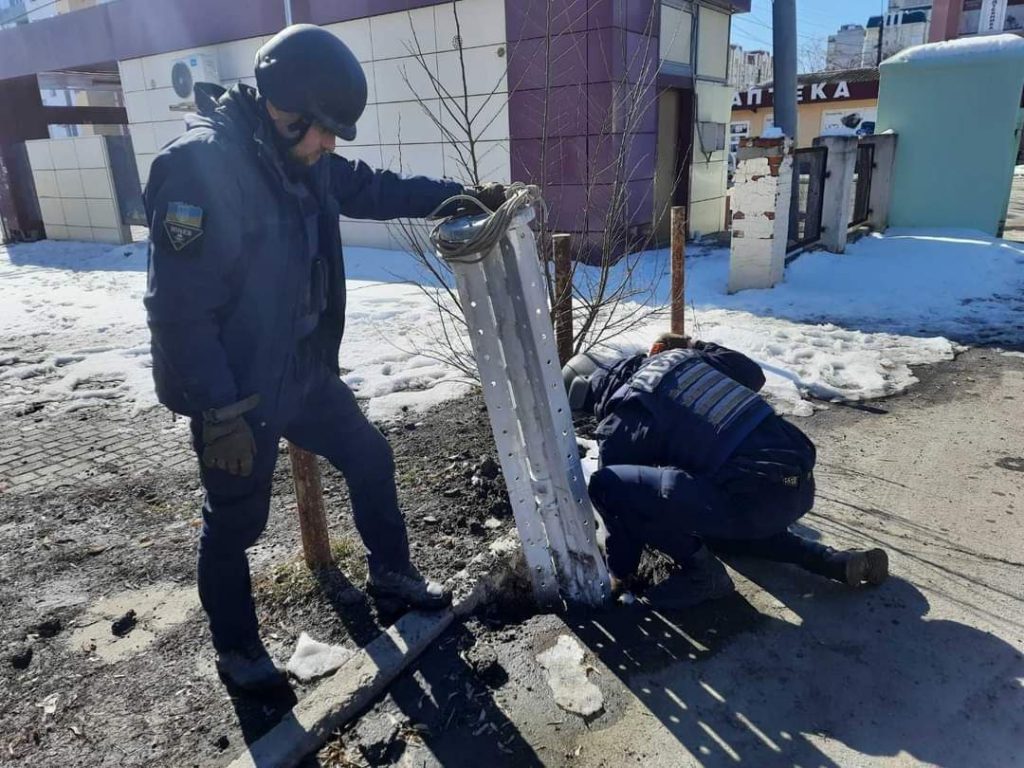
[730,68,880,150]
[827,24,867,70]
[0,0,751,250]
[863,9,931,66]
[728,45,772,88]
[931,0,1024,40]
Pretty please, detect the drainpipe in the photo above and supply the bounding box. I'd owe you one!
[772,0,798,142]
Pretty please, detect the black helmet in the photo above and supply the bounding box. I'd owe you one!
[562,353,604,413]
[255,24,367,141]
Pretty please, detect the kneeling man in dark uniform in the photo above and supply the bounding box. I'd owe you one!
[563,333,889,599]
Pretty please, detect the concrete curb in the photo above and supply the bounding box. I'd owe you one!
[227,533,523,768]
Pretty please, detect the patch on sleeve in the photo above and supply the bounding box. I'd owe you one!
[163,202,204,251]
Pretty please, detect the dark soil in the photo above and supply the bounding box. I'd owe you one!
[0,393,514,767]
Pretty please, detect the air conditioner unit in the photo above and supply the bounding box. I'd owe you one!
[168,53,221,111]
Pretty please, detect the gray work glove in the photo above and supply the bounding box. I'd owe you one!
[201,394,260,477]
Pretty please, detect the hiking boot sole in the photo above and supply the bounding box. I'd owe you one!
[844,548,889,587]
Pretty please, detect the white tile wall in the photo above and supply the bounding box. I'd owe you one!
[87,199,119,229]
[152,119,186,150]
[26,141,53,171]
[323,18,373,62]
[119,59,145,94]
[147,88,185,124]
[435,47,507,98]
[120,0,510,212]
[26,137,131,244]
[217,37,266,82]
[66,225,94,240]
[336,145,384,168]
[81,168,114,199]
[445,140,511,182]
[380,142,447,179]
[434,0,506,50]
[38,197,65,225]
[75,136,106,169]
[374,55,437,104]
[370,5,436,60]
[377,100,442,145]
[55,169,85,199]
[62,198,91,228]
[349,105,382,147]
[128,122,157,155]
[50,140,78,171]
[33,170,57,198]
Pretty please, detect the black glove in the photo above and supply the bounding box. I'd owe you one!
[470,182,506,211]
[201,395,259,477]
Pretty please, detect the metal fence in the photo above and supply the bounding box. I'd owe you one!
[850,142,874,227]
[787,146,827,252]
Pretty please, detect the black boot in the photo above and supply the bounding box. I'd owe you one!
[826,547,889,587]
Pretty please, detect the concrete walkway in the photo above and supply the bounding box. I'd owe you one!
[1002,174,1024,242]
[349,348,1024,768]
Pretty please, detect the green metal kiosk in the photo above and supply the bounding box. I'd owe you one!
[877,34,1024,235]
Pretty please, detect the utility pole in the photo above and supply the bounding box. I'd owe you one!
[772,0,798,142]
[876,12,885,66]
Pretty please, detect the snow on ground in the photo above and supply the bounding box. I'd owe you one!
[589,229,1024,415]
[2,228,1022,420]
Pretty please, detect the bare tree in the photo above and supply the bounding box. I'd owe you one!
[799,36,828,74]
[388,0,693,380]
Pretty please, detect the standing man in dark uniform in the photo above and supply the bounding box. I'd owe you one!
[563,333,889,600]
[144,25,503,690]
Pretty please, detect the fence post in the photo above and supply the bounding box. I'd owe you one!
[670,206,686,335]
[288,442,333,569]
[552,233,573,365]
[813,134,859,254]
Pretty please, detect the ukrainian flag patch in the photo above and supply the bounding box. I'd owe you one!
[164,201,204,251]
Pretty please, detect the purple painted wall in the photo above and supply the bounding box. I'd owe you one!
[505,0,661,252]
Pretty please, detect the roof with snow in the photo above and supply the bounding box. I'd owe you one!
[883,34,1024,67]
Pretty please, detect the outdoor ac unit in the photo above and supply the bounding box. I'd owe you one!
[169,53,221,103]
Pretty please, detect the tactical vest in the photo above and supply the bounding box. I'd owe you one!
[606,349,773,473]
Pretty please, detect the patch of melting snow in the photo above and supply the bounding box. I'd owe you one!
[536,634,604,718]
[286,632,354,682]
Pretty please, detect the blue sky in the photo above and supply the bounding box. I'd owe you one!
[731,0,890,52]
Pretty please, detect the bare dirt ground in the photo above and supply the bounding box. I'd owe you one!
[0,396,513,767]
[3,348,1023,768]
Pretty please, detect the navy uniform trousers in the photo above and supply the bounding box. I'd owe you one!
[190,348,408,653]
[589,418,827,580]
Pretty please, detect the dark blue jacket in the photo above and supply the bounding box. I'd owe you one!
[589,343,775,475]
[143,84,463,419]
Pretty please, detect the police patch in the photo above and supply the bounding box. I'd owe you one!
[163,202,204,251]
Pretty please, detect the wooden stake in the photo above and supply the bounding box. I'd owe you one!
[552,233,573,365]
[287,442,332,569]
[670,206,686,335]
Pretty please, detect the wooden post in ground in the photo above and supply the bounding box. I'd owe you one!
[288,442,332,569]
[552,233,573,365]
[670,205,686,335]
